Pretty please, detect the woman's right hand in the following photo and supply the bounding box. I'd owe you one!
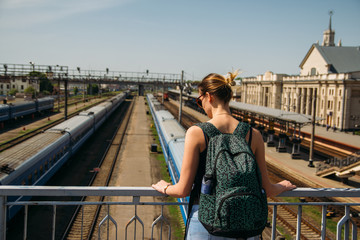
[267,180,296,197]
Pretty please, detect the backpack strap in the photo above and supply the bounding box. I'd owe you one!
[233,121,250,138]
[248,127,253,148]
[195,122,222,138]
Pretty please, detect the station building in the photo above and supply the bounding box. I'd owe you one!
[0,76,38,96]
[239,15,360,131]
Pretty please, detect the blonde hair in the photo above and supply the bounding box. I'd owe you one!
[198,70,239,103]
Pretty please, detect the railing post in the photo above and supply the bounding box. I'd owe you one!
[52,205,57,240]
[321,205,327,240]
[296,205,302,240]
[337,205,351,240]
[24,205,28,240]
[271,205,277,240]
[0,196,6,240]
[344,206,350,240]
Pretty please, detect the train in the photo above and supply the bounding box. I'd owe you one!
[0,97,54,122]
[155,92,169,101]
[146,93,188,222]
[0,91,128,219]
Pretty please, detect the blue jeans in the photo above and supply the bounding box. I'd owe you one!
[186,205,259,240]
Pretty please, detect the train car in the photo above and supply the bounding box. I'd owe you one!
[146,94,188,222]
[163,92,169,101]
[10,101,37,119]
[0,92,128,220]
[36,97,54,112]
[0,104,10,122]
[0,97,55,124]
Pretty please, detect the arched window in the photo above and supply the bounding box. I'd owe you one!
[310,68,317,76]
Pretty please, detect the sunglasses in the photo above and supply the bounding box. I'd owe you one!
[196,94,205,108]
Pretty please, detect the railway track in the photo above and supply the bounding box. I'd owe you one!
[162,99,360,240]
[0,97,110,152]
[63,97,135,240]
[161,100,200,129]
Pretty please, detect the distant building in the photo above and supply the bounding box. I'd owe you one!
[0,76,37,96]
[239,14,360,131]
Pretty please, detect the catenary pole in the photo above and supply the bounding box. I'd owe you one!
[178,70,184,123]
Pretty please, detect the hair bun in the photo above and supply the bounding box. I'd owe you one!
[224,70,240,87]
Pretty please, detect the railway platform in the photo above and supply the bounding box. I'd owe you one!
[169,99,360,204]
[101,96,166,239]
[301,123,360,149]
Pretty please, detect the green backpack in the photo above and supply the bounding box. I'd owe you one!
[196,122,268,238]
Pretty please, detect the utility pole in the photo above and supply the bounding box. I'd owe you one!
[64,74,68,120]
[162,76,165,104]
[178,70,184,123]
[57,74,60,112]
[308,88,317,167]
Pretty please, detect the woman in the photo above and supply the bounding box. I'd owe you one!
[152,71,296,239]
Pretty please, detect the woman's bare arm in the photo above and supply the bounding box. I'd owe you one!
[152,126,204,198]
[252,129,296,197]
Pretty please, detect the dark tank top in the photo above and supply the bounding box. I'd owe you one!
[192,148,207,203]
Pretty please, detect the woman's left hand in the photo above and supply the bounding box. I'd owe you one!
[152,180,171,194]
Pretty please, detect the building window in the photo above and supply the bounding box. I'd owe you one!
[7,85,9,89]
[339,89,342,96]
[311,68,317,76]
[338,101,341,111]
[327,101,334,110]
[12,85,15,89]
[21,85,24,90]
[0,85,2,89]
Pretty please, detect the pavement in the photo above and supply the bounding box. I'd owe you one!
[104,96,165,240]
[301,123,360,149]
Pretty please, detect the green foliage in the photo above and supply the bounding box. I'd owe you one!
[42,90,51,96]
[87,84,99,95]
[24,86,35,96]
[8,88,18,96]
[29,71,54,94]
[73,87,79,95]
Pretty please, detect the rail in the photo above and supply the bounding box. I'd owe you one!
[0,186,359,240]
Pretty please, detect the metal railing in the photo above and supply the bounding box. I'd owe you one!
[0,186,359,240]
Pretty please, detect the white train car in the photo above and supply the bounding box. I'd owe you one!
[146,94,188,222]
[0,92,128,219]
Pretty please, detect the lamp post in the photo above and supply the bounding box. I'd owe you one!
[308,89,317,168]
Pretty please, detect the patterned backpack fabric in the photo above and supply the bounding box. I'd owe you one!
[195,122,268,238]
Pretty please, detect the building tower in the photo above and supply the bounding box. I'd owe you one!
[322,11,335,46]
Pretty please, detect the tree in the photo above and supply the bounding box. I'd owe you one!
[29,71,54,94]
[8,88,18,96]
[24,86,36,98]
[73,87,79,96]
[87,84,99,95]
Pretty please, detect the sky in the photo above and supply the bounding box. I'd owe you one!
[0,0,359,81]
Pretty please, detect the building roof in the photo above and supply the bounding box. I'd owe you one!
[300,44,360,73]
[229,101,322,125]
